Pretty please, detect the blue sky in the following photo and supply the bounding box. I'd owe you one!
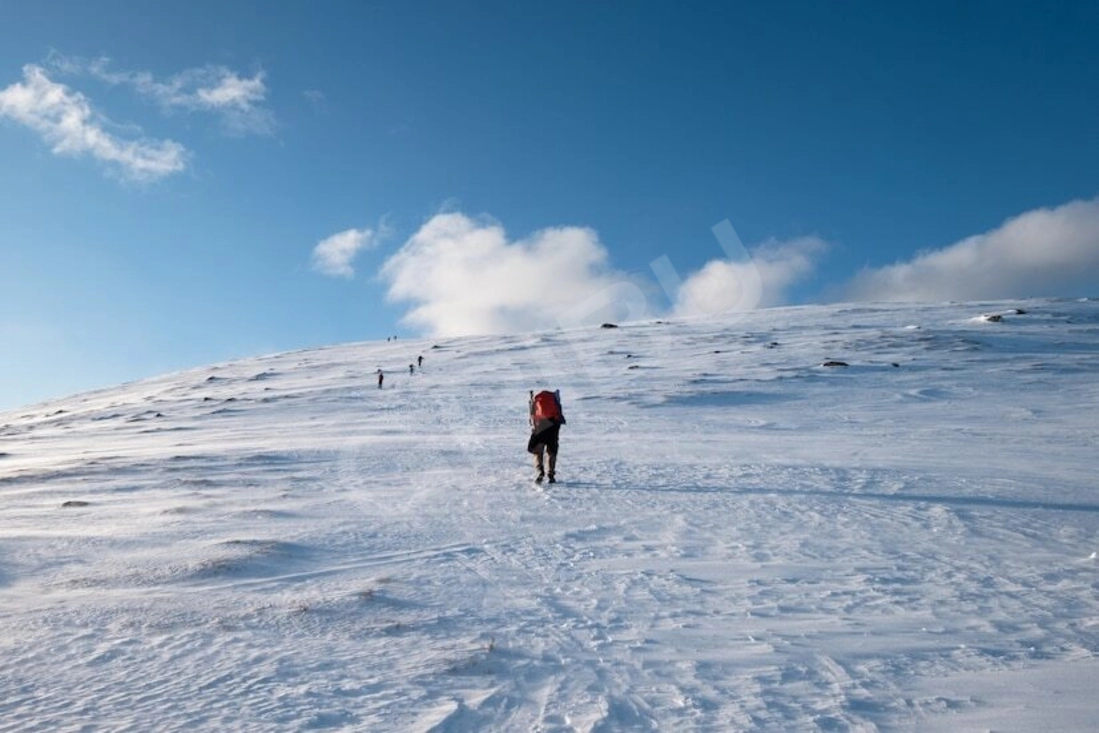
[2,1,1098,410]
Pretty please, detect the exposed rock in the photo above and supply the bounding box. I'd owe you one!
[601,323,619,329]
[821,360,850,368]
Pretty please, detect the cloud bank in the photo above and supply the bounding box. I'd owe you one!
[375,197,1098,340]
[380,213,635,336]
[845,198,1099,302]
[312,228,378,279]
[0,64,187,181]
[673,236,826,317]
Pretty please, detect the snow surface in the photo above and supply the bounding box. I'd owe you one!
[1,299,1097,732]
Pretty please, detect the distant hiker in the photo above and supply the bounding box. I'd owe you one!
[417,355,423,367]
[409,364,415,375]
[377,369,384,389]
[528,389,566,484]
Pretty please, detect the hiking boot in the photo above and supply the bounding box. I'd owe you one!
[547,473,556,484]
[535,472,545,484]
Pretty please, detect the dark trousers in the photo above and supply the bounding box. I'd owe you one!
[527,423,560,475]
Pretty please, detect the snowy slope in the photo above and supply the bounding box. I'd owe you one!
[1,299,1097,732]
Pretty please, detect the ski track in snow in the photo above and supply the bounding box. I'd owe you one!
[1,299,1098,731]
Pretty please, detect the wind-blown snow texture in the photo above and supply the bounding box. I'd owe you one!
[1,299,1097,732]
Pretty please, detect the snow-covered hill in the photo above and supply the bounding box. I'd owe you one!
[2,299,1097,732]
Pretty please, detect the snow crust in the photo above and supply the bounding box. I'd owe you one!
[1,299,1097,731]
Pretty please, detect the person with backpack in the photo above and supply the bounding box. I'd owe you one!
[528,389,566,484]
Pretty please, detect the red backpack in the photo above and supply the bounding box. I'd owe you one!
[531,390,562,422]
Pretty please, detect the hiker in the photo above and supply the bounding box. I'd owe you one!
[528,389,566,484]
[417,355,423,367]
[377,369,384,389]
[409,364,415,375]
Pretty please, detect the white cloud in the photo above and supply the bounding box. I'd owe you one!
[673,236,826,316]
[52,54,274,136]
[312,228,378,278]
[380,213,637,336]
[304,90,327,113]
[0,64,188,181]
[845,197,1099,302]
